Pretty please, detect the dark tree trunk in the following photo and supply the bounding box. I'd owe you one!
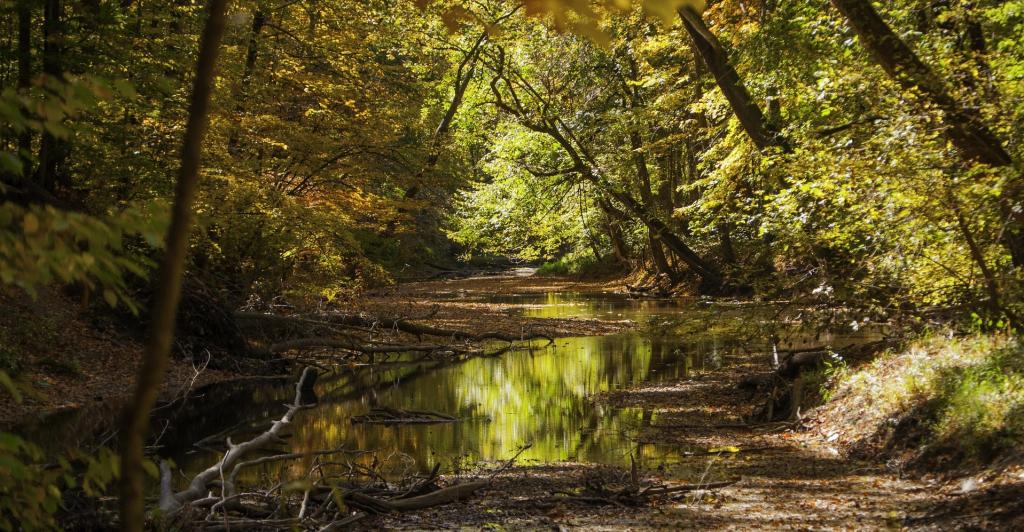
[117,1,228,529]
[227,9,265,155]
[717,222,737,265]
[630,132,679,281]
[598,198,631,265]
[678,7,788,151]
[829,0,1024,267]
[36,0,67,193]
[17,1,32,180]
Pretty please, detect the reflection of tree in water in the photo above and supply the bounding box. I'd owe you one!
[160,298,884,487]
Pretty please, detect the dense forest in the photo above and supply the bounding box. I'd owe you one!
[1,0,1023,529]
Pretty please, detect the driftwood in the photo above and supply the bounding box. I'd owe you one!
[159,367,319,513]
[345,481,488,513]
[351,407,457,425]
[548,459,740,507]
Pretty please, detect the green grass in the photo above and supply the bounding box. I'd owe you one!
[536,259,572,275]
[536,254,622,276]
[828,333,1024,463]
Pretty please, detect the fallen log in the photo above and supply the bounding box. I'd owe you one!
[263,337,452,356]
[344,480,488,513]
[159,367,319,513]
[351,407,457,425]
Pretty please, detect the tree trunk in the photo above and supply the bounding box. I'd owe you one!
[678,7,788,151]
[630,132,679,281]
[17,1,32,180]
[117,1,228,529]
[598,198,631,265]
[717,222,737,265]
[36,0,66,193]
[600,182,723,291]
[227,9,265,155]
[828,0,1024,267]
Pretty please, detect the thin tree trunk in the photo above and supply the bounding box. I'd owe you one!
[630,132,678,281]
[16,1,31,180]
[828,0,1024,267]
[36,0,65,192]
[117,1,228,529]
[598,198,631,265]
[227,9,265,154]
[717,222,737,265]
[678,7,788,151]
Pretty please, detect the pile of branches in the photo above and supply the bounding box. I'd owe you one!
[351,407,457,425]
[159,368,491,530]
[547,461,740,508]
[233,308,553,364]
[742,340,894,422]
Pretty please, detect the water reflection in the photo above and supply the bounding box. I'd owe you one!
[159,293,882,485]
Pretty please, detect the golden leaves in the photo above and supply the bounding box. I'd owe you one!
[418,0,706,44]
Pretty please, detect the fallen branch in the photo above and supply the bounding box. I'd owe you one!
[160,367,319,513]
[344,480,488,513]
[263,337,452,356]
[351,407,457,425]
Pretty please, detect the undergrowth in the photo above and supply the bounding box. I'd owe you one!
[536,254,621,276]
[822,333,1024,466]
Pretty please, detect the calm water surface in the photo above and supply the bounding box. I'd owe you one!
[153,292,880,485]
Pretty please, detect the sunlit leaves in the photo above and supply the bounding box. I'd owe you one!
[0,202,167,312]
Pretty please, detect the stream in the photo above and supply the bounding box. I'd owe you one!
[156,291,882,486]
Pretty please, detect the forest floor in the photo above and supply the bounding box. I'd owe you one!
[0,288,239,428]
[354,272,1023,531]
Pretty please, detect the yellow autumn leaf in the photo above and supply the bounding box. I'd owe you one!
[708,446,741,453]
[23,213,40,234]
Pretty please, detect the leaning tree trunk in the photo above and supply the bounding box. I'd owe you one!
[828,0,1024,267]
[117,1,228,530]
[678,7,788,151]
[630,132,679,282]
[598,198,631,265]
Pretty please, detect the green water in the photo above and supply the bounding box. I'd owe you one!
[158,292,879,484]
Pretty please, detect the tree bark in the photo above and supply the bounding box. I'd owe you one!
[678,7,788,151]
[17,1,32,180]
[630,132,678,281]
[36,0,66,192]
[117,1,228,529]
[598,198,631,265]
[828,0,1024,267]
[227,9,265,154]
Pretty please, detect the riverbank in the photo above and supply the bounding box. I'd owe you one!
[346,273,1023,530]
[7,272,1022,530]
[0,288,240,427]
[358,271,634,338]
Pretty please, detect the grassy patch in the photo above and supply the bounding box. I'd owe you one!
[825,333,1024,465]
[536,255,621,277]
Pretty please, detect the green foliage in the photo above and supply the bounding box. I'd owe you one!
[0,370,122,531]
[832,334,1024,462]
[0,202,165,311]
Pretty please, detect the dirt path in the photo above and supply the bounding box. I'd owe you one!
[362,272,948,530]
